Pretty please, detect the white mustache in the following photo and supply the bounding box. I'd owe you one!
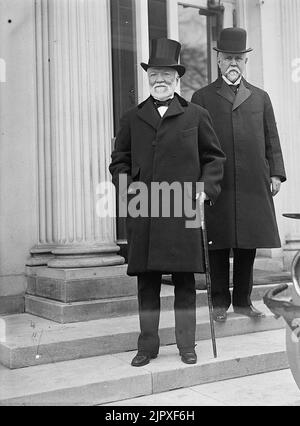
[227,67,240,73]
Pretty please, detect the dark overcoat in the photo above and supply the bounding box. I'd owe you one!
[191,77,286,249]
[109,94,225,276]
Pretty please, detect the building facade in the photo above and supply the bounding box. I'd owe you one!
[0,0,299,315]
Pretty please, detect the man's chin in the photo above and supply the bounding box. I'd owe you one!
[152,90,171,100]
[226,72,240,83]
[154,88,168,94]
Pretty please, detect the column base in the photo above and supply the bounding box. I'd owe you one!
[27,244,125,268]
[48,255,124,268]
[25,264,137,323]
[26,246,57,266]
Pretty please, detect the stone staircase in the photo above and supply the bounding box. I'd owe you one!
[0,273,292,405]
[0,328,288,406]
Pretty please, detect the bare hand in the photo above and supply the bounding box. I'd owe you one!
[197,192,208,204]
[128,182,140,195]
[271,176,281,197]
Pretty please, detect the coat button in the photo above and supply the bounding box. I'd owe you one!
[152,140,157,147]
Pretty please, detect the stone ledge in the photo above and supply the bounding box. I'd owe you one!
[0,295,24,315]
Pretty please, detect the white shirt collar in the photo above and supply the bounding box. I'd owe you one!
[157,107,168,117]
[222,75,242,86]
[153,95,174,117]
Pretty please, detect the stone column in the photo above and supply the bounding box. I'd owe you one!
[25,0,137,324]
[28,0,123,268]
[240,0,300,270]
[277,0,300,271]
[260,0,300,271]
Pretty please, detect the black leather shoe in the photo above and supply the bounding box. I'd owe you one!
[213,309,227,323]
[131,353,157,367]
[180,352,197,365]
[233,305,266,318]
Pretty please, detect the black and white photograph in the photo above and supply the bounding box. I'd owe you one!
[1,0,300,409]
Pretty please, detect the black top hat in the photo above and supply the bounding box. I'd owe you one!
[141,38,186,77]
[214,27,253,54]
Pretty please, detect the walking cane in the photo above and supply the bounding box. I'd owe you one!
[199,195,218,358]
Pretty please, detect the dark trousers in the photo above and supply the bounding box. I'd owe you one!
[209,249,256,310]
[137,272,196,355]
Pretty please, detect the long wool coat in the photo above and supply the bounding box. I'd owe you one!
[191,77,286,250]
[109,94,225,275]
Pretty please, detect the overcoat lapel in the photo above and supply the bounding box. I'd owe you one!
[215,77,252,110]
[137,97,161,130]
[233,79,252,111]
[163,95,185,119]
[216,79,235,105]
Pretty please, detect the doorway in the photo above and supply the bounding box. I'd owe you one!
[110,0,224,259]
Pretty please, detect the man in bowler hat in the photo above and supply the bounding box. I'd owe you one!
[192,28,286,322]
[110,38,225,366]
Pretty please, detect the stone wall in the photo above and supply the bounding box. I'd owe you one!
[0,0,38,313]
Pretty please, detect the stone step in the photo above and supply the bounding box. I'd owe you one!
[254,256,284,272]
[0,329,288,406]
[24,283,292,324]
[0,300,286,369]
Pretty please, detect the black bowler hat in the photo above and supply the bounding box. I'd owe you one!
[141,38,186,77]
[214,27,253,54]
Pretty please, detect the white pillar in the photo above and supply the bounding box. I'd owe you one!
[236,0,264,87]
[29,0,123,268]
[259,0,300,267]
[277,0,300,269]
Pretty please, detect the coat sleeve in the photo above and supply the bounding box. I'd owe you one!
[109,112,133,192]
[264,92,287,182]
[197,108,226,204]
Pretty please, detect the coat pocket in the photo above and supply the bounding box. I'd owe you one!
[181,127,198,139]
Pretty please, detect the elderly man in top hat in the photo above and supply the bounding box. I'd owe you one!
[192,27,286,322]
[110,38,225,367]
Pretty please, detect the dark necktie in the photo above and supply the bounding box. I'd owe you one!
[229,84,239,95]
[152,98,173,108]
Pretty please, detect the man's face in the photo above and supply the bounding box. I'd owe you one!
[218,52,248,83]
[147,67,179,100]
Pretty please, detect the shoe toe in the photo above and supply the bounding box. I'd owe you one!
[213,310,227,322]
[180,352,197,364]
[131,353,157,367]
[131,354,150,367]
